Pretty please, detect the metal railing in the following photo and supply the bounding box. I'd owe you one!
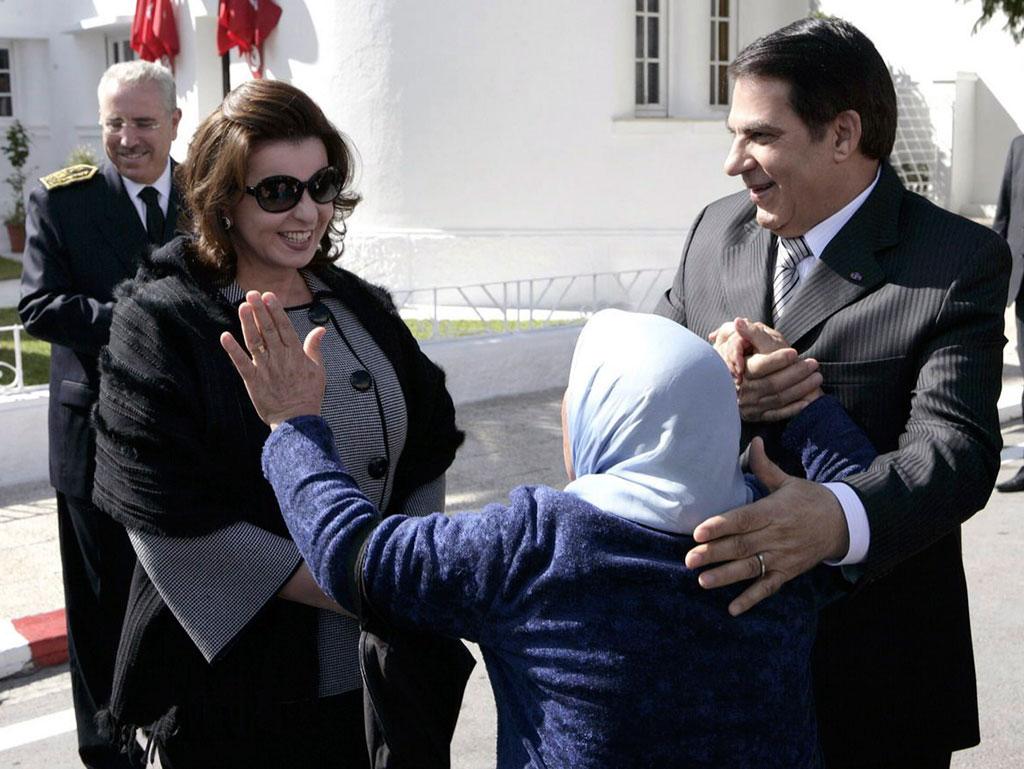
[393,267,673,341]
[0,324,26,394]
[0,267,676,390]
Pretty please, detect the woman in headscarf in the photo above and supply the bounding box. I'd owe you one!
[224,299,876,769]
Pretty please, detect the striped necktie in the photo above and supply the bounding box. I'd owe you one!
[772,236,811,324]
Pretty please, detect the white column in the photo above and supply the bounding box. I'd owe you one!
[950,71,978,215]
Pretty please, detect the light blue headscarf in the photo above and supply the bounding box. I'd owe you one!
[563,309,751,534]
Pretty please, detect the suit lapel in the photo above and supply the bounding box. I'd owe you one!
[98,163,149,272]
[776,164,902,345]
[723,217,775,323]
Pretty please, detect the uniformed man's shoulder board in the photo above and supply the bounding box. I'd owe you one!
[39,164,98,191]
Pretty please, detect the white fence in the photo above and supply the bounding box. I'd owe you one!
[393,267,673,341]
[0,267,675,390]
[0,325,26,395]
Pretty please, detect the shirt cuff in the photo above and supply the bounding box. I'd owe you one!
[821,482,870,566]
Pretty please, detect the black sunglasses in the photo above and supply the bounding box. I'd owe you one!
[244,166,342,213]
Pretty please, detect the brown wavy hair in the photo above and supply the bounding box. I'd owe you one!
[176,79,361,283]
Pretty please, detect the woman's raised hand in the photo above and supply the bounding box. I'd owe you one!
[221,290,327,430]
[709,317,791,382]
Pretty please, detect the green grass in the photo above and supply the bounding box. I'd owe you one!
[0,307,50,387]
[0,257,22,281]
[404,317,582,340]
[0,310,576,388]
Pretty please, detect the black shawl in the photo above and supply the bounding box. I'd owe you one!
[92,236,470,765]
[94,235,461,535]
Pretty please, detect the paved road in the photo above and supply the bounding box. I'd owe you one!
[1,389,1022,767]
[0,279,18,308]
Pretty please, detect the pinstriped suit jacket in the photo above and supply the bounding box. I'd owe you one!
[993,134,1024,307]
[656,163,1009,763]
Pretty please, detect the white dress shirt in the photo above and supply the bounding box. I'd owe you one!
[120,159,173,228]
[781,166,881,566]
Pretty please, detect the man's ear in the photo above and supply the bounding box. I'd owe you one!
[832,109,862,161]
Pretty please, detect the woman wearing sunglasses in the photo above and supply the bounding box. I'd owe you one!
[91,79,467,768]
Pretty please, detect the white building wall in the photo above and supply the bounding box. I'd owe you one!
[2,1,812,276]
[737,0,808,50]
[40,1,1024,276]
[6,2,1024,258]
[820,0,1024,213]
[222,0,808,288]
[0,0,132,250]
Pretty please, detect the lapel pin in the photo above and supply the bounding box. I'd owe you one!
[850,271,863,282]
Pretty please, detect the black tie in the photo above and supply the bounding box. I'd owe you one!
[138,186,165,245]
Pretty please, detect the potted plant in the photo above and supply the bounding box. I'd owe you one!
[2,120,31,253]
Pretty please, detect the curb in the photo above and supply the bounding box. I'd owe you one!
[0,278,20,309]
[0,609,67,680]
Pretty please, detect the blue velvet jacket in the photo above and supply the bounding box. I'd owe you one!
[264,396,875,769]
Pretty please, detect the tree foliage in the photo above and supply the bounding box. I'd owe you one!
[1,120,31,226]
[966,0,1024,43]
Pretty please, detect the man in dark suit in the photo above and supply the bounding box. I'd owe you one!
[19,60,180,769]
[656,18,1007,769]
[993,134,1024,492]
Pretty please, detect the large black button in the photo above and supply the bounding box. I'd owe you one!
[350,370,372,392]
[307,300,331,326]
[367,456,389,479]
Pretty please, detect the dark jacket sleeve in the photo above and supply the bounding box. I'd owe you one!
[746,395,878,499]
[653,205,709,325]
[263,415,513,643]
[262,416,382,615]
[993,139,1015,241]
[18,187,115,355]
[263,415,477,769]
[848,232,1007,580]
[781,395,878,483]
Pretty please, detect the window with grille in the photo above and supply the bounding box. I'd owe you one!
[0,47,12,117]
[635,0,667,117]
[709,0,730,107]
[107,38,136,67]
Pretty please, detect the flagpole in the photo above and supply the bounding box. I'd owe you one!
[222,52,230,96]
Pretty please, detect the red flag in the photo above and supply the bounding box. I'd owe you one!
[131,0,179,67]
[217,0,282,78]
[151,0,180,62]
[131,0,159,61]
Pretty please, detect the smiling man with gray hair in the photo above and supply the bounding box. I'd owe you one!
[18,59,181,769]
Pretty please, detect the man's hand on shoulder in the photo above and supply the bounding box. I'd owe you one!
[684,438,849,616]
